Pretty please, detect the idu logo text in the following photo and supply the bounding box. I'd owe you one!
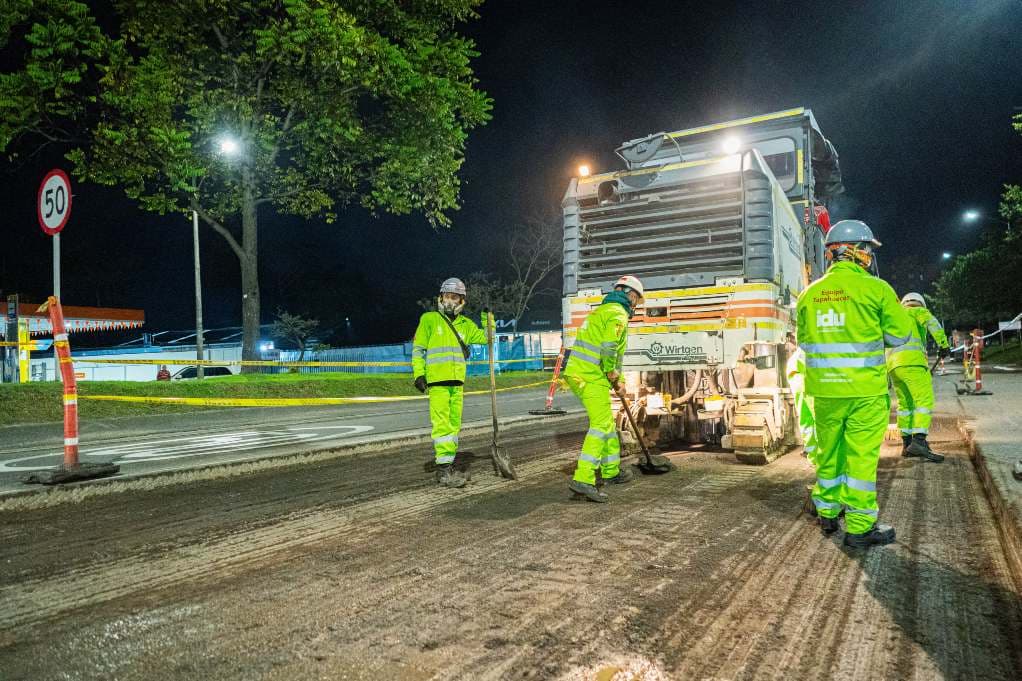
[816,308,845,329]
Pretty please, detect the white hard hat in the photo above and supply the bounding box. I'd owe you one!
[439,277,467,297]
[614,275,644,299]
[901,292,926,307]
[825,219,882,248]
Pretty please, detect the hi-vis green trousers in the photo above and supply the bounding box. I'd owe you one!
[565,375,622,484]
[428,385,463,465]
[811,395,889,534]
[890,365,934,436]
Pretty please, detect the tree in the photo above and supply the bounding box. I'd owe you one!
[271,309,319,362]
[414,212,562,330]
[1,0,491,364]
[931,113,1022,327]
[503,212,562,329]
[416,270,516,322]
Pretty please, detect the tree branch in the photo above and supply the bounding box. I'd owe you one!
[211,24,229,50]
[191,200,245,261]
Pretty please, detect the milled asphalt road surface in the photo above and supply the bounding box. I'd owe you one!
[0,388,570,494]
[1,411,1020,680]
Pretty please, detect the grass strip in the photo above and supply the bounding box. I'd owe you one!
[0,371,550,426]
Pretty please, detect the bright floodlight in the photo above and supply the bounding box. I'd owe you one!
[219,137,240,155]
[963,210,980,222]
[578,164,591,178]
[942,252,952,260]
[722,136,741,155]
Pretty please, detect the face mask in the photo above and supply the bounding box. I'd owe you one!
[438,295,465,316]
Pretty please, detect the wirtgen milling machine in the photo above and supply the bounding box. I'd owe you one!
[561,108,843,464]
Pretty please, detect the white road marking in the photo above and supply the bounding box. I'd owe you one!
[0,425,375,472]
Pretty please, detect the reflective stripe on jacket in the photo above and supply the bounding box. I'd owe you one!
[887,306,950,369]
[796,261,916,397]
[564,300,629,382]
[411,311,487,384]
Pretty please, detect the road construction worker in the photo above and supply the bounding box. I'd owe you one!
[563,275,643,502]
[888,292,950,463]
[797,220,916,548]
[785,336,816,466]
[411,278,487,489]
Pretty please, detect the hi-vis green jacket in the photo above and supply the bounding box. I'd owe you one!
[796,261,916,397]
[564,293,630,383]
[886,306,950,370]
[411,311,487,384]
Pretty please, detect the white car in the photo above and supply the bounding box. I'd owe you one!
[171,366,235,380]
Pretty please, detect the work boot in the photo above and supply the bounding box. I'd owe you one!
[905,434,944,463]
[435,464,466,489]
[1014,460,1022,482]
[818,516,840,535]
[604,466,634,485]
[569,480,609,503]
[900,435,913,457]
[844,523,896,548]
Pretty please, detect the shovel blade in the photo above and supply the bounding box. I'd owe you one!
[637,454,673,475]
[491,443,518,480]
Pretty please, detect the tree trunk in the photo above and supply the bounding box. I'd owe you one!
[240,168,261,370]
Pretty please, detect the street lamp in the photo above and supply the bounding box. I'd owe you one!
[942,252,952,260]
[191,134,241,378]
[577,164,591,178]
[962,209,1010,228]
[219,136,240,155]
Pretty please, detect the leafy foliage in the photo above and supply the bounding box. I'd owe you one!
[931,114,1022,326]
[271,309,320,361]
[2,0,491,358]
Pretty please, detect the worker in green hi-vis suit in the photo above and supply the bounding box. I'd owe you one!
[887,292,950,463]
[797,220,916,549]
[411,277,487,489]
[563,275,644,503]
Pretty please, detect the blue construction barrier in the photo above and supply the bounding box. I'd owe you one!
[271,334,543,375]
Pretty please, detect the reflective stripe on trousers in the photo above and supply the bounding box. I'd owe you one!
[811,394,889,533]
[429,385,464,464]
[891,365,935,437]
[565,375,622,485]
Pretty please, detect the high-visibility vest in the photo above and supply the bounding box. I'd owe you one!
[887,306,950,369]
[411,311,487,384]
[796,261,916,397]
[564,297,630,382]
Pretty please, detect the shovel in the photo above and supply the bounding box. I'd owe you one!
[486,312,518,480]
[613,384,673,475]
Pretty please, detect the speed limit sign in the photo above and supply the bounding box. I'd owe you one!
[37,169,72,236]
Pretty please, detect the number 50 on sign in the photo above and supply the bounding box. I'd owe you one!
[38,169,72,236]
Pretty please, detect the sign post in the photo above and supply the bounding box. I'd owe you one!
[37,169,73,299]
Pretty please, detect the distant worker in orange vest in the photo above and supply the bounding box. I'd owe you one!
[156,365,171,381]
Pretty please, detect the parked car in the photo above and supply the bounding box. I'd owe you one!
[171,365,235,380]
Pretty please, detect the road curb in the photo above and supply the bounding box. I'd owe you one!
[0,410,586,508]
[957,415,1022,590]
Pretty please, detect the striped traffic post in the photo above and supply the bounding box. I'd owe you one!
[22,297,119,485]
[46,296,80,467]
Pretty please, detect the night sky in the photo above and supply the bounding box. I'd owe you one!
[1,0,1020,346]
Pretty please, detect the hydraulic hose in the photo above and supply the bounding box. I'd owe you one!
[670,369,703,408]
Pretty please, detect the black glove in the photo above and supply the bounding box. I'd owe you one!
[938,347,950,359]
[414,376,428,393]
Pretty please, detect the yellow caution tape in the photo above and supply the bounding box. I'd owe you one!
[79,380,553,408]
[0,341,19,347]
[76,357,542,368]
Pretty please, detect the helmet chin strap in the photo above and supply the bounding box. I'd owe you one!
[827,243,874,270]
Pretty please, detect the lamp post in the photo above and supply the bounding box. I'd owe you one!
[191,135,242,379]
[192,206,205,379]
